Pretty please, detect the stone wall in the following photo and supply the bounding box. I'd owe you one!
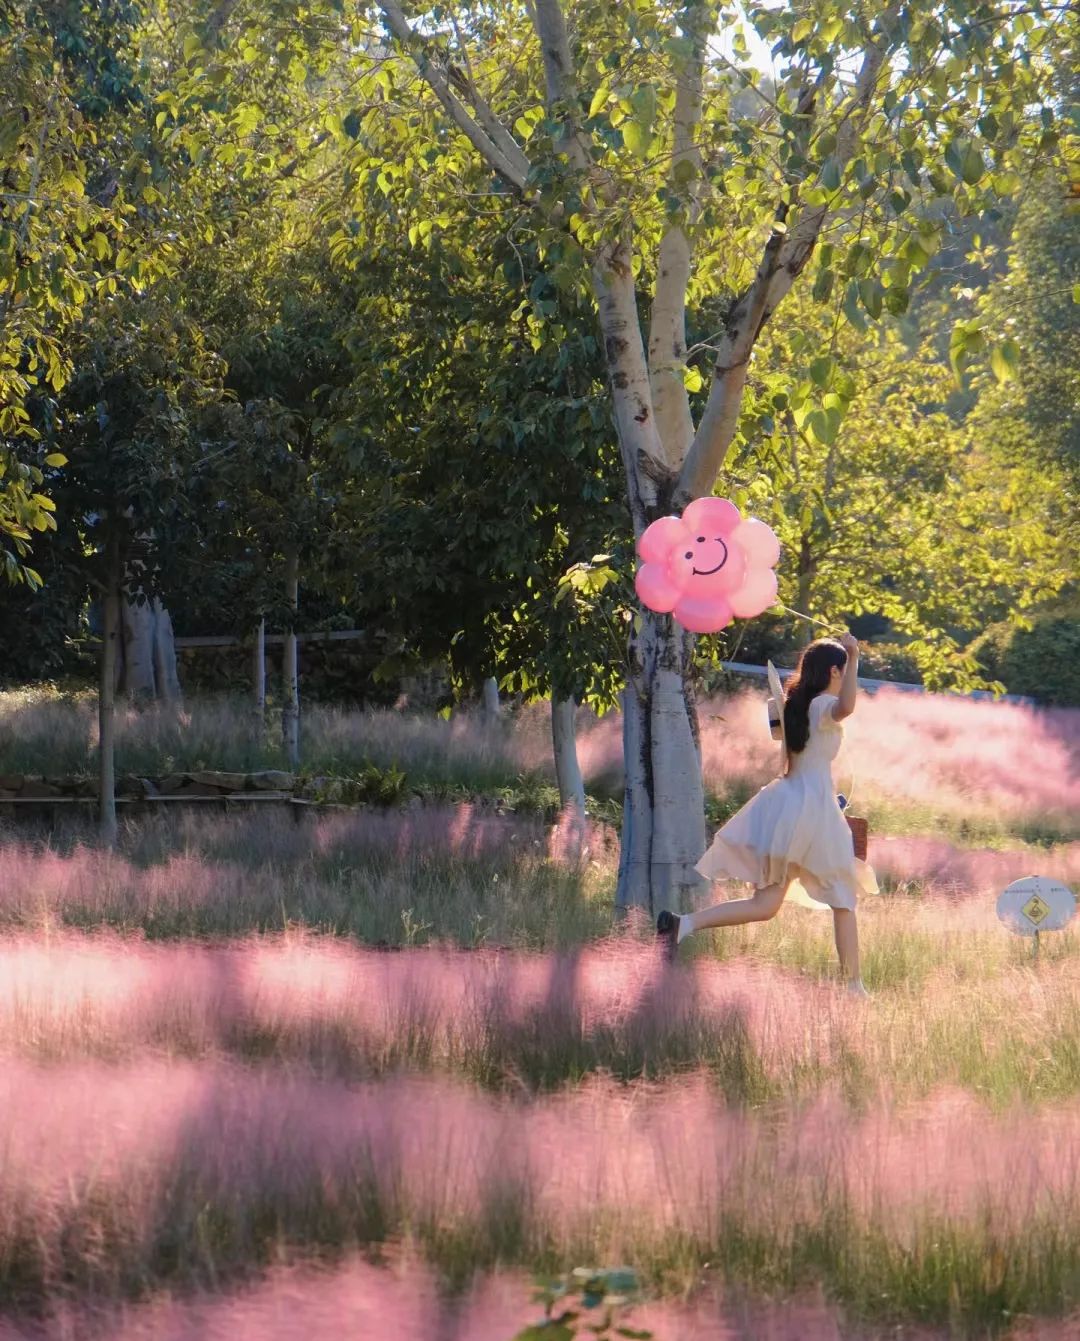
[0,770,298,805]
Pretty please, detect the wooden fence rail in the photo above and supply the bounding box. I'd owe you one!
[175,630,366,649]
[72,630,367,650]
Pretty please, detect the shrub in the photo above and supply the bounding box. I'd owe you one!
[971,614,1080,707]
[858,641,923,685]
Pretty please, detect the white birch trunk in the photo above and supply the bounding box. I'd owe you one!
[647,20,703,469]
[616,612,706,913]
[152,598,181,701]
[593,244,708,913]
[282,551,300,768]
[551,696,585,816]
[481,676,501,718]
[120,597,157,698]
[252,617,266,723]
[98,538,120,849]
[592,240,670,531]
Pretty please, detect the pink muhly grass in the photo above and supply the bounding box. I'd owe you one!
[837,692,1079,822]
[870,834,1080,895]
[5,685,1074,838]
[0,804,613,947]
[0,933,791,1089]
[3,931,1080,1104]
[2,1060,1080,1307]
[577,687,1080,835]
[0,1258,995,1341]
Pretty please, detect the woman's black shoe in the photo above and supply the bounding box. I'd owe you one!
[656,909,679,962]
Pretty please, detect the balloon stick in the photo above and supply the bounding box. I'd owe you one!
[776,604,846,635]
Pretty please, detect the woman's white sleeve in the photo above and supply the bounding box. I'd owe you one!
[810,693,841,730]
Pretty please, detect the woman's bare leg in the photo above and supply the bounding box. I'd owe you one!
[681,881,788,936]
[832,907,867,992]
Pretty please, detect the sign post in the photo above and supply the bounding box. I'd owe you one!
[996,876,1076,964]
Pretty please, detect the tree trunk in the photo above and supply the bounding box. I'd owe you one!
[252,617,266,723]
[120,596,181,699]
[796,536,814,646]
[98,536,121,849]
[551,696,585,816]
[592,244,707,914]
[616,611,706,914]
[281,551,300,768]
[152,598,181,701]
[481,675,500,718]
[120,597,157,697]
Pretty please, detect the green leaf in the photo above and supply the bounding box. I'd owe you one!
[883,285,909,316]
[858,277,883,319]
[809,355,834,387]
[604,1268,640,1292]
[44,453,67,467]
[629,84,657,130]
[842,280,868,333]
[990,339,1020,384]
[844,242,872,278]
[672,157,696,186]
[1072,283,1080,305]
[808,406,842,445]
[588,82,611,117]
[812,268,834,303]
[0,112,23,156]
[945,136,985,186]
[949,321,987,384]
[820,157,842,192]
[622,120,650,160]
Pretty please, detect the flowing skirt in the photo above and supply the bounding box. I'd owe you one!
[696,768,878,911]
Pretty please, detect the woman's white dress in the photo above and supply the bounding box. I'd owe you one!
[695,693,877,911]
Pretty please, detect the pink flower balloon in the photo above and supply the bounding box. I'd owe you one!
[634,499,781,634]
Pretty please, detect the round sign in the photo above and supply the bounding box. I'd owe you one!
[996,876,1077,936]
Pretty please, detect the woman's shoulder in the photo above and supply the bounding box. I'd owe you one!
[809,693,841,729]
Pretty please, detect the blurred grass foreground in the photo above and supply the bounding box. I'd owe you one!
[0,687,1078,1338]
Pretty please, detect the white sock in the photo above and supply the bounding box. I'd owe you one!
[677,912,694,944]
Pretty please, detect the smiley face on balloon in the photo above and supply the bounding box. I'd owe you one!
[634,497,781,634]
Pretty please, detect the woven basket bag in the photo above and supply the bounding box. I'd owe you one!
[846,815,868,861]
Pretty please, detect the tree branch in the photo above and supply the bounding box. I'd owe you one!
[676,30,892,505]
[442,35,535,185]
[531,0,591,174]
[647,5,713,468]
[377,0,531,193]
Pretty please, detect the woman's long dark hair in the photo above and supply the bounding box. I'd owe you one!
[783,639,847,753]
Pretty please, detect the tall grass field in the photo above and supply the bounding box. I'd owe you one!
[0,685,1078,1339]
